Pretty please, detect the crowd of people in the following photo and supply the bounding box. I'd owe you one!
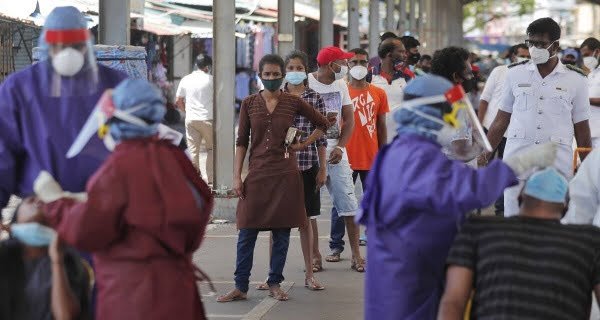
[2,5,600,320]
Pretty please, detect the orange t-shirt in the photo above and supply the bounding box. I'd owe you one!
[346,84,390,170]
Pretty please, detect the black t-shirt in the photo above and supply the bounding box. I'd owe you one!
[447,216,600,320]
[0,240,89,320]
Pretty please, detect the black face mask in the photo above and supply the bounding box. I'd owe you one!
[421,66,431,73]
[461,77,477,93]
[561,60,576,66]
[408,52,421,65]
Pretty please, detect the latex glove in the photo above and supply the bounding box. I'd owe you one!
[34,171,88,203]
[503,143,558,176]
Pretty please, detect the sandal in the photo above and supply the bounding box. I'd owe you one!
[351,258,366,273]
[312,257,323,272]
[305,277,325,291]
[256,282,269,290]
[325,252,341,262]
[216,289,247,302]
[268,286,289,301]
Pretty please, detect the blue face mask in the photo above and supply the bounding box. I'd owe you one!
[11,222,56,247]
[285,72,307,85]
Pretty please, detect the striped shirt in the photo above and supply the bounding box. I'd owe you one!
[447,216,600,320]
[284,85,327,171]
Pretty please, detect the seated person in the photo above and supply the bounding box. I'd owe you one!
[439,167,600,320]
[0,196,89,320]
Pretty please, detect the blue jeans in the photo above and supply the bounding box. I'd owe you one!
[234,228,291,293]
[329,207,345,253]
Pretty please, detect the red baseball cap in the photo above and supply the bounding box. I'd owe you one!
[317,46,355,66]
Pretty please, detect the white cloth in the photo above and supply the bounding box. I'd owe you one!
[500,61,591,216]
[480,65,508,129]
[562,149,600,226]
[587,67,600,138]
[176,70,213,121]
[308,73,352,161]
[370,74,407,143]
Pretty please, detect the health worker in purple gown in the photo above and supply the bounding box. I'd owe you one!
[0,6,127,209]
[356,74,558,320]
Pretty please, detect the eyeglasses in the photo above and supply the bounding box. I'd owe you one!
[525,39,555,49]
[348,59,369,66]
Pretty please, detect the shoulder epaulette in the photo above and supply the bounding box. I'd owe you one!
[507,60,529,68]
[565,64,588,77]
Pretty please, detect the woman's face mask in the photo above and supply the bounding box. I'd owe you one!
[11,222,56,247]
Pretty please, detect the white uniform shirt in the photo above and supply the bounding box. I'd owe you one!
[176,70,213,121]
[562,148,600,226]
[500,60,590,178]
[308,73,352,161]
[370,74,407,143]
[480,65,508,129]
[587,67,600,139]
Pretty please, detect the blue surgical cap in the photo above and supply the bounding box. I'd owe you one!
[110,79,166,140]
[403,74,454,99]
[38,6,89,61]
[523,168,569,203]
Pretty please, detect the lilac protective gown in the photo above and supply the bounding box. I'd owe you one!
[357,134,518,320]
[0,61,127,208]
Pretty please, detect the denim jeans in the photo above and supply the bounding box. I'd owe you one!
[329,207,346,253]
[234,228,291,293]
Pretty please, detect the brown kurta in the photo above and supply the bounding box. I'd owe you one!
[236,90,328,229]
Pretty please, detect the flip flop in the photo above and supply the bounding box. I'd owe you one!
[325,252,341,262]
[268,286,289,301]
[312,258,323,272]
[305,277,325,291]
[351,258,366,273]
[216,289,247,302]
[256,282,269,290]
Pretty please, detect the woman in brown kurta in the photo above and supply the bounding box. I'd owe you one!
[217,54,328,302]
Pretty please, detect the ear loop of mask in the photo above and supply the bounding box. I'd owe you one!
[97,103,151,139]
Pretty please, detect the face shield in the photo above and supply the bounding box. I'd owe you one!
[42,28,98,97]
[397,85,492,161]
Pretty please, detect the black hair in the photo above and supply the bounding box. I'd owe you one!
[380,31,398,42]
[0,240,24,319]
[581,37,600,51]
[526,17,561,41]
[259,54,285,76]
[431,46,470,82]
[284,50,309,71]
[378,39,401,59]
[195,54,212,70]
[509,43,528,56]
[419,54,432,62]
[349,47,369,58]
[400,36,420,50]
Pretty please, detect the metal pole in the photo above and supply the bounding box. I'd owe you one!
[386,0,395,31]
[369,0,380,57]
[98,0,130,45]
[399,0,406,34]
[277,0,295,57]
[320,0,334,47]
[348,0,360,49]
[212,0,235,189]
[409,0,416,35]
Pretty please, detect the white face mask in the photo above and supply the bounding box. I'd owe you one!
[516,56,529,63]
[529,41,556,65]
[349,65,368,80]
[583,56,599,70]
[332,64,348,80]
[51,47,85,77]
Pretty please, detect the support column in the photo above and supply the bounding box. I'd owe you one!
[386,0,395,31]
[418,0,425,41]
[277,0,295,57]
[399,0,406,34]
[98,0,131,45]
[320,0,334,47]
[348,0,360,49]
[409,0,416,35]
[212,0,235,189]
[369,0,380,57]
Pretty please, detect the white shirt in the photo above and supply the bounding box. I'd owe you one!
[370,74,407,143]
[176,70,213,121]
[500,60,590,179]
[587,67,600,138]
[480,65,508,129]
[308,73,352,161]
[562,148,600,226]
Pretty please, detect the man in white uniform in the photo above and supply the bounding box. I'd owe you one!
[479,17,592,217]
[580,37,600,148]
[176,54,214,184]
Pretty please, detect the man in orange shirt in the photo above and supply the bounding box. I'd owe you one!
[346,48,390,248]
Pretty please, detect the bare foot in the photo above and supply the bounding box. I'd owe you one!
[216,288,247,302]
[268,286,289,301]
